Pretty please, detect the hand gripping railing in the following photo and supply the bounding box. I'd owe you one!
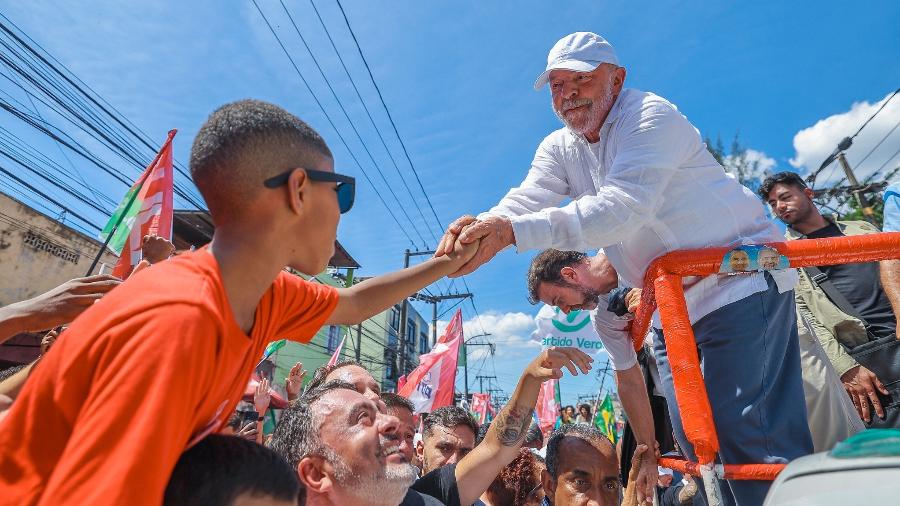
[627,232,900,505]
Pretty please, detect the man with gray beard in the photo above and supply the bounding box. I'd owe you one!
[270,379,425,505]
[436,32,813,505]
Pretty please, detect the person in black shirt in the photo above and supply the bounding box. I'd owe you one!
[762,171,900,426]
[273,348,593,506]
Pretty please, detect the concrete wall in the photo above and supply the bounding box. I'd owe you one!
[0,193,118,307]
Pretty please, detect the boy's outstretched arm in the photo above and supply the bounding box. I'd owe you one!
[326,240,477,325]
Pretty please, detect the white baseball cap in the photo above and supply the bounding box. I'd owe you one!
[534,32,619,91]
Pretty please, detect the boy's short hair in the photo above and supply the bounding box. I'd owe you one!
[527,250,588,304]
[758,171,807,200]
[422,406,478,439]
[381,392,414,413]
[190,99,333,224]
[163,434,300,506]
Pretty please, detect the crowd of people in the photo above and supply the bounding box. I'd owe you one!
[0,30,898,506]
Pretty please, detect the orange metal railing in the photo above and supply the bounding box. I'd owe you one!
[628,232,900,480]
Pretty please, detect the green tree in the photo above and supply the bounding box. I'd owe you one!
[704,133,772,194]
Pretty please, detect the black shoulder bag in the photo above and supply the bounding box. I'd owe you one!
[805,266,900,428]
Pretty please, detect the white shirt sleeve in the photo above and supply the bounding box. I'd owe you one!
[592,302,638,371]
[478,139,570,221]
[490,101,697,252]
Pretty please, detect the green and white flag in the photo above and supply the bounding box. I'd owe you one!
[531,304,605,354]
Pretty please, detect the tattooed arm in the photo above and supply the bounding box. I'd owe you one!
[454,347,593,506]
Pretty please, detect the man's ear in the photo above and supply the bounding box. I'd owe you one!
[287,168,310,216]
[612,66,627,92]
[560,266,578,283]
[803,187,816,200]
[415,439,425,462]
[297,456,334,495]
[541,469,556,502]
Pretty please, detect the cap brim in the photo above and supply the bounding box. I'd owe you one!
[533,60,601,90]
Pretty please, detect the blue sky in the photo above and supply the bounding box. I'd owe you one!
[2,0,900,404]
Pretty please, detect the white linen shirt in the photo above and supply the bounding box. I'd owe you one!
[482,88,797,369]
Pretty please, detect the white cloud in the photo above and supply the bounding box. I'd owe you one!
[721,148,777,185]
[434,311,540,360]
[790,91,900,184]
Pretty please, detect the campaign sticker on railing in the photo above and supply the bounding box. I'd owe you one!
[719,245,788,273]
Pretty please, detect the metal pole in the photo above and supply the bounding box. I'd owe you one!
[85,129,175,276]
[86,189,140,275]
[432,300,438,346]
[463,342,468,399]
[398,249,411,376]
[355,323,362,362]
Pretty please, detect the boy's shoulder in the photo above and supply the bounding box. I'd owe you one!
[110,249,227,313]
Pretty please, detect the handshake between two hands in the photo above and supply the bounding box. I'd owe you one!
[433,215,515,277]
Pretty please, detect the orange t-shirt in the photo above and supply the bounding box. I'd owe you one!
[0,249,339,505]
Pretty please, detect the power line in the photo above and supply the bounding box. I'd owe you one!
[874,144,900,176]
[0,13,205,210]
[854,117,900,171]
[850,88,900,141]
[277,0,432,246]
[303,0,437,244]
[329,1,487,325]
[332,0,445,233]
[0,15,205,211]
[249,0,416,246]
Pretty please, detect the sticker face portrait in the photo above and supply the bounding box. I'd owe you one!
[729,250,751,272]
[758,248,780,270]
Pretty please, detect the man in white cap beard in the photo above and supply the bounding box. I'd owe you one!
[435,32,813,505]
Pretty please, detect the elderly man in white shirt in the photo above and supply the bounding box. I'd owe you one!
[436,32,813,506]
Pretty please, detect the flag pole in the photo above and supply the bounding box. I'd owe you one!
[86,130,176,276]
[86,180,144,276]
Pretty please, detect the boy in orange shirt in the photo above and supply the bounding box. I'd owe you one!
[0,100,477,506]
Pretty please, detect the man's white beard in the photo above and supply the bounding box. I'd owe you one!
[331,453,418,506]
[554,75,616,136]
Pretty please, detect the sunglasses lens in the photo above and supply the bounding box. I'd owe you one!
[337,183,355,214]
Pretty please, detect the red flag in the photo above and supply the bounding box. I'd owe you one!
[398,309,464,413]
[327,334,347,367]
[470,393,492,424]
[535,377,560,436]
[111,130,176,278]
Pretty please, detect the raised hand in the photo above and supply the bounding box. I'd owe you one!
[1,275,121,340]
[254,377,271,415]
[525,346,593,382]
[435,215,515,278]
[40,327,62,356]
[285,362,307,401]
[435,215,477,258]
[236,421,258,441]
[141,234,175,264]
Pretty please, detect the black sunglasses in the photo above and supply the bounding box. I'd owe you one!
[264,168,356,214]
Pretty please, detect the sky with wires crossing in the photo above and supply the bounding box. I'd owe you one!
[1,0,899,403]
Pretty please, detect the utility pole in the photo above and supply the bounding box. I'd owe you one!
[355,323,362,362]
[809,136,880,226]
[475,375,497,395]
[463,334,493,400]
[399,248,473,374]
[410,291,473,345]
[836,150,877,224]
